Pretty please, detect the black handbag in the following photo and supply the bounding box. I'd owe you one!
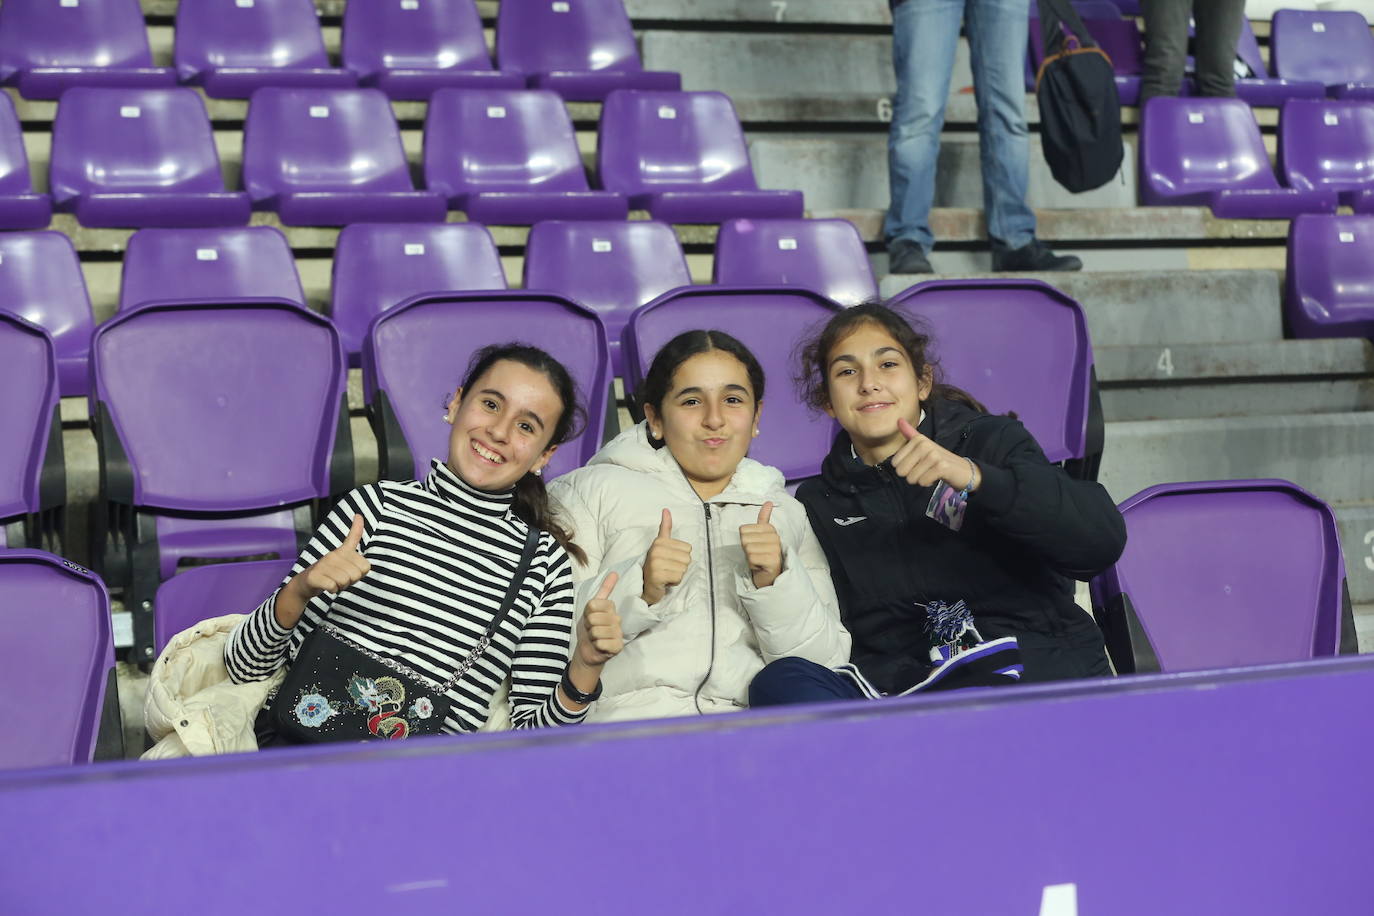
[268,523,540,744]
[1035,0,1123,194]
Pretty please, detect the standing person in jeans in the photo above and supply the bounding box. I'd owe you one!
[1140,0,1247,104]
[885,0,1082,275]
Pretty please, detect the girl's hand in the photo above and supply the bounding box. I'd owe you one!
[642,508,692,606]
[891,418,978,491]
[576,572,624,667]
[291,514,371,601]
[739,502,783,589]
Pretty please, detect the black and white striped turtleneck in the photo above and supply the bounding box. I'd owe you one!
[225,459,584,732]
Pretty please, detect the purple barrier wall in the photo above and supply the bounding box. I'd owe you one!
[3,657,1373,915]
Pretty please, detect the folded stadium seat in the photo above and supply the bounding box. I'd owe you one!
[153,558,293,656]
[0,0,175,100]
[887,278,1103,481]
[1271,9,1374,101]
[495,0,680,101]
[0,550,117,768]
[1231,18,1325,107]
[523,220,690,378]
[49,88,251,228]
[1279,99,1374,208]
[621,287,841,484]
[242,87,447,226]
[120,226,306,314]
[1284,214,1374,341]
[89,299,352,663]
[713,218,877,307]
[1027,2,1144,106]
[341,0,524,99]
[0,312,64,552]
[1139,96,1337,218]
[423,88,628,223]
[0,232,95,398]
[0,94,52,229]
[331,222,508,367]
[597,90,804,222]
[1091,479,1357,675]
[174,0,357,99]
[361,291,612,481]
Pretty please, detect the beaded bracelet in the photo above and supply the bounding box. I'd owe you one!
[959,457,978,499]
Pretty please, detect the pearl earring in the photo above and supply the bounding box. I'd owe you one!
[534,467,543,477]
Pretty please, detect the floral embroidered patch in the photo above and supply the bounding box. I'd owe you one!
[294,693,336,728]
[409,697,434,720]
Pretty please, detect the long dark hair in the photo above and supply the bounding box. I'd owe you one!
[795,301,988,417]
[639,329,766,449]
[458,343,587,564]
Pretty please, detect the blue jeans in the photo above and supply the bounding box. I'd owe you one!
[884,0,1036,252]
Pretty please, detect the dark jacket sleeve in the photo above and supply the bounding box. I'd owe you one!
[967,417,1127,579]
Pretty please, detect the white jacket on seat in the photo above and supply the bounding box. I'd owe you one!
[549,423,849,722]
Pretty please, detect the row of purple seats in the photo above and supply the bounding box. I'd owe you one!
[1267,9,1374,100]
[0,0,676,102]
[0,86,799,229]
[0,312,64,552]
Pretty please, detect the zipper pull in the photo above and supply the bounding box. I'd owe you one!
[703,503,712,521]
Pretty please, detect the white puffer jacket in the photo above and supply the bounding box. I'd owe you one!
[549,423,850,722]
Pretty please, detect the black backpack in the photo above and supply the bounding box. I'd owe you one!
[1035,0,1123,193]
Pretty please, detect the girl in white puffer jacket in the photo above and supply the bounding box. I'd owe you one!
[549,330,850,723]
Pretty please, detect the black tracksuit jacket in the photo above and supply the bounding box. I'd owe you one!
[796,396,1127,691]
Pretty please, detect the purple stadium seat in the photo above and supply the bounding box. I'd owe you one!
[0,94,52,229]
[1271,9,1374,101]
[153,558,293,656]
[0,550,114,768]
[0,232,94,397]
[331,222,508,366]
[495,0,680,101]
[120,227,305,314]
[713,218,877,307]
[1284,214,1374,341]
[1139,97,1337,218]
[49,88,251,228]
[342,0,524,99]
[175,0,356,99]
[1231,18,1325,107]
[1279,100,1374,207]
[622,286,841,482]
[1094,480,1356,674]
[361,291,612,481]
[0,312,64,552]
[1028,5,1144,105]
[90,299,351,662]
[888,278,1101,476]
[242,87,446,226]
[423,88,627,222]
[0,0,175,100]
[598,91,804,223]
[523,219,690,377]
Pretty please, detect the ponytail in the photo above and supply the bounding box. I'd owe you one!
[512,472,586,566]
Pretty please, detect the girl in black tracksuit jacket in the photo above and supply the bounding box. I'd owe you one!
[750,303,1126,703]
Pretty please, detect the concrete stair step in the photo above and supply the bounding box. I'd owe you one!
[1354,603,1374,654]
[625,0,891,25]
[1096,339,1374,384]
[1336,503,1374,605]
[1103,379,1374,422]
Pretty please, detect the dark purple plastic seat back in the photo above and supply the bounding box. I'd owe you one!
[1280,99,1374,203]
[242,87,446,225]
[154,558,293,655]
[120,227,305,314]
[362,291,611,480]
[524,220,690,377]
[49,87,250,228]
[331,222,508,363]
[623,287,842,482]
[0,93,52,229]
[0,312,58,526]
[1271,10,1374,90]
[1104,480,1348,671]
[713,218,877,306]
[0,550,112,768]
[1284,213,1374,340]
[0,232,94,397]
[343,0,523,98]
[175,0,355,98]
[0,0,174,99]
[495,0,680,100]
[91,300,346,512]
[889,279,1091,464]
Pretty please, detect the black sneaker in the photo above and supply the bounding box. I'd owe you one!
[990,237,1083,272]
[887,239,934,275]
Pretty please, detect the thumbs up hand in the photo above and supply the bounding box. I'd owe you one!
[891,417,978,491]
[739,501,783,589]
[642,508,692,606]
[575,572,624,667]
[295,514,372,600]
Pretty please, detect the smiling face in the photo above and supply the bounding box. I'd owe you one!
[642,349,761,501]
[445,359,563,492]
[823,320,933,466]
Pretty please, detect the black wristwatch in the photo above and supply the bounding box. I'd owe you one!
[560,668,603,704]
